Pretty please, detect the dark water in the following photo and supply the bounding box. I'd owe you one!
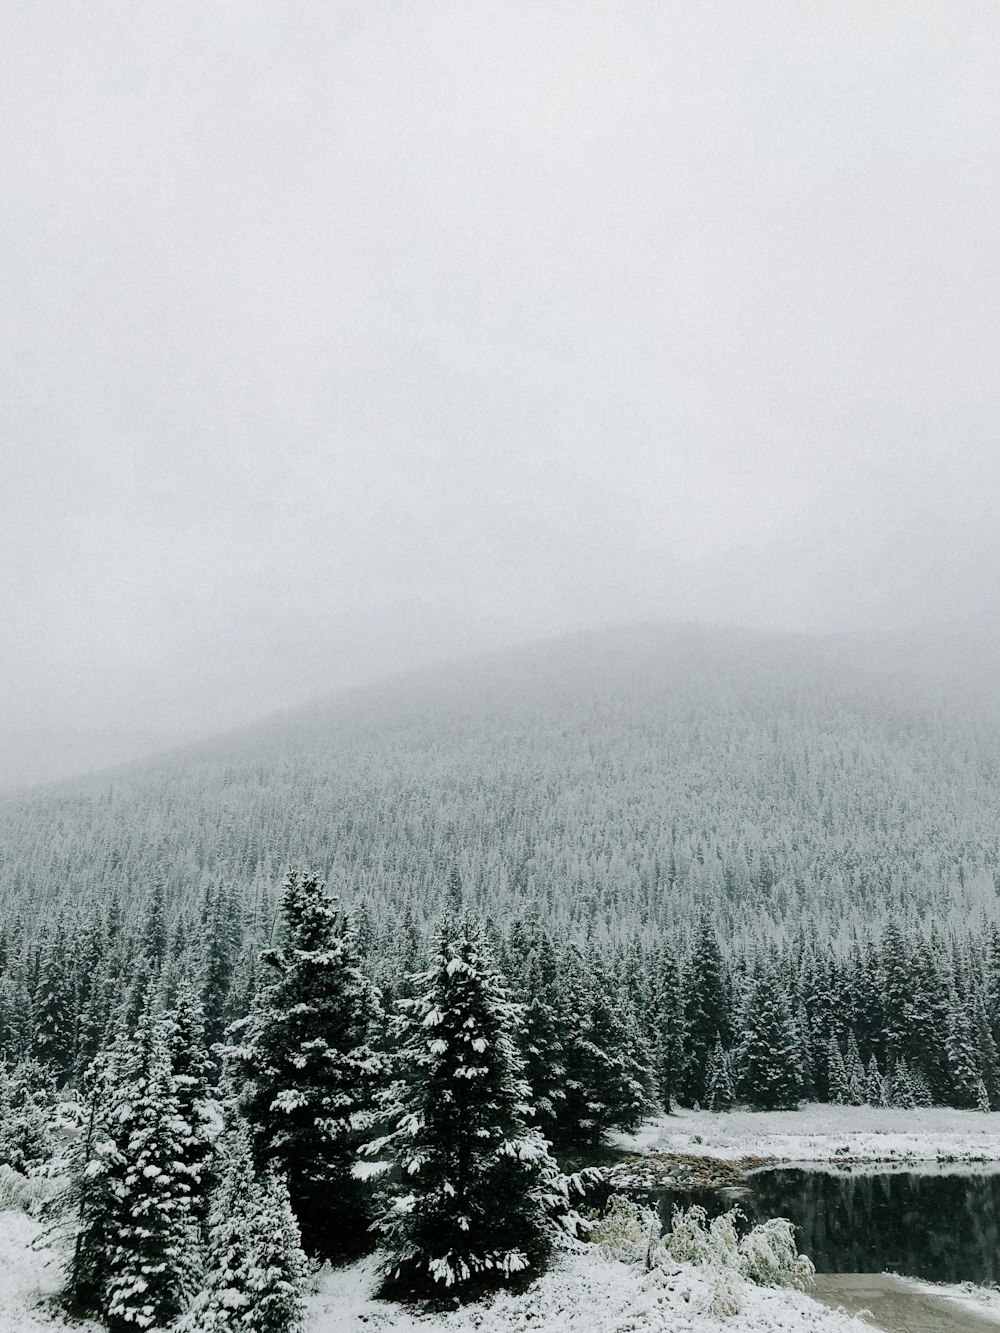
[652,1169,1000,1284]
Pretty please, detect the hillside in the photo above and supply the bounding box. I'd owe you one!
[2,622,999,953]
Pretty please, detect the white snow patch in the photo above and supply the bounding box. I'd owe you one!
[0,1210,99,1331]
[903,1278,1000,1325]
[0,1204,873,1333]
[305,1248,871,1332]
[612,1104,1000,1165]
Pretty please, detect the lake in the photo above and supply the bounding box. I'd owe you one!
[653,1166,1000,1284]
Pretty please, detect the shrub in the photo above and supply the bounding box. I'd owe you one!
[666,1203,814,1291]
[0,1164,60,1215]
[591,1195,663,1266]
[593,1196,815,1294]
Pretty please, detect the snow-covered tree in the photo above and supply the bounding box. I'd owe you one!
[516,929,567,1142]
[864,1054,886,1107]
[649,943,686,1113]
[369,921,581,1298]
[229,870,384,1257]
[56,999,199,1329]
[54,1050,121,1317]
[739,971,802,1111]
[683,917,730,1104]
[556,957,650,1148]
[826,1038,849,1105]
[178,1121,306,1333]
[103,1001,200,1330]
[0,1059,53,1172]
[887,1057,917,1109]
[704,1038,735,1110]
[844,1030,865,1106]
[167,976,219,1224]
[945,989,982,1109]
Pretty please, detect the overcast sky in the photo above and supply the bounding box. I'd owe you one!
[3,1,1000,778]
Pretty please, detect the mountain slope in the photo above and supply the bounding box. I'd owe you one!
[2,623,999,951]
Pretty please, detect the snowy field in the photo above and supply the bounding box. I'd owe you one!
[0,1212,99,1332]
[305,1247,872,1333]
[613,1104,1000,1165]
[0,1208,870,1333]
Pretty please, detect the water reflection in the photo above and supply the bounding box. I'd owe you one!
[653,1168,1000,1283]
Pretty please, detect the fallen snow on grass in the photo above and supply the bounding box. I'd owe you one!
[612,1104,1000,1165]
[0,1210,98,1332]
[904,1278,1000,1326]
[0,1205,871,1333]
[306,1248,871,1333]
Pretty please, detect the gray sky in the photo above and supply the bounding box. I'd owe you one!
[3,1,1000,780]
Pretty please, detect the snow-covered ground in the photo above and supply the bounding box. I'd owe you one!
[612,1104,1000,1166]
[905,1278,1000,1325]
[0,1208,869,1333]
[0,1211,99,1332]
[306,1248,871,1333]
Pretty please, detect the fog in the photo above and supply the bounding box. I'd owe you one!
[3,2,1000,785]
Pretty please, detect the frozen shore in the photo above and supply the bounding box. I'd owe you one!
[610,1104,1000,1167]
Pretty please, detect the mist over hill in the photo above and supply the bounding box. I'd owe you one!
[3,622,999,951]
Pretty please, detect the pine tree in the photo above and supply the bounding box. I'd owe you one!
[864,1054,887,1107]
[229,870,383,1257]
[887,1057,917,1108]
[879,921,912,1069]
[167,976,219,1224]
[945,989,982,1109]
[33,924,75,1079]
[738,971,802,1111]
[648,943,685,1113]
[704,1038,735,1110]
[103,1001,200,1331]
[844,1029,866,1106]
[586,975,651,1137]
[827,1037,849,1105]
[517,932,567,1144]
[57,1048,122,1317]
[178,1122,306,1333]
[971,992,1000,1109]
[682,916,730,1105]
[556,958,649,1149]
[794,999,815,1100]
[976,1077,991,1113]
[369,921,580,1298]
[0,1059,53,1172]
[201,881,242,1050]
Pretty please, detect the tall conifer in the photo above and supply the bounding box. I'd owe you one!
[229,870,383,1257]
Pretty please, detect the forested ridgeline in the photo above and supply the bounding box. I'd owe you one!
[1,630,1000,1128]
[2,629,1000,951]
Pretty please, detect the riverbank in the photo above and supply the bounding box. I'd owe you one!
[611,1105,1000,1167]
[813,1274,1000,1332]
[0,1208,871,1333]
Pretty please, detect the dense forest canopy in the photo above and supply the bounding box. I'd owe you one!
[2,623,999,952]
[1,625,999,1185]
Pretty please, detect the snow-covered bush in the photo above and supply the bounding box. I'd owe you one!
[0,1164,59,1215]
[664,1203,740,1269]
[594,1196,815,1299]
[666,1204,814,1291]
[706,1271,743,1318]
[591,1195,663,1266]
[737,1215,815,1289]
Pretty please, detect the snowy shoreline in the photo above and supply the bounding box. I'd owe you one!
[306,1246,873,1333]
[610,1104,1000,1168]
[0,1207,874,1333]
